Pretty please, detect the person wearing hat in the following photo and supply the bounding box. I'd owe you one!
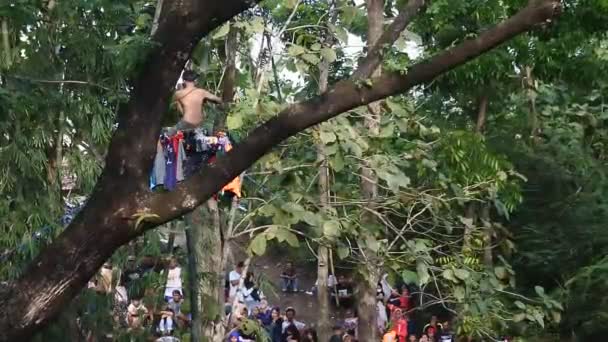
[174,70,222,131]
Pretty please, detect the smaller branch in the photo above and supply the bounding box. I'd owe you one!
[352,0,428,79]
[9,76,110,90]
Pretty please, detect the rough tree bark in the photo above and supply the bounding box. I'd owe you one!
[0,1,562,340]
[316,55,332,342]
[474,95,494,268]
[356,0,385,340]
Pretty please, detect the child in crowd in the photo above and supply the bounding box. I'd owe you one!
[158,304,175,335]
[164,258,183,302]
[127,297,149,330]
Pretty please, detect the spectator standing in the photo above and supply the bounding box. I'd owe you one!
[113,277,129,328]
[392,308,408,342]
[266,307,283,342]
[377,295,388,333]
[342,309,358,338]
[124,255,142,287]
[281,307,305,333]
[280,262,299,292]
[256,299,272,326]
[229,261,245,302]
[302,328,318,342]
[164,258,183,302]
[334,275,354,307]
[329,325,344,342]
[96,261,113,294]
[283,324,301,342]
[436,321,454,342]
[423,315,443,337]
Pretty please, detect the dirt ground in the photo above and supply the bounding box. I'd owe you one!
[240,253,346,327]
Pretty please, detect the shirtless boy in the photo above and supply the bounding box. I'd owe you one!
[174,70,222,130]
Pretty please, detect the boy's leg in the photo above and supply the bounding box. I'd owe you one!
[293,278,299,291]
[282,278,288,292]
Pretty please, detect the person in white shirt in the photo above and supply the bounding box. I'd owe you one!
[376,295,388,333]
[281,307,305,333]
[164,258,183,301]
[228,261,244,302]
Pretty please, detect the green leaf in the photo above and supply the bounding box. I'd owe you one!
[365,235,380,252]
[285,231,300,247]
[329,23,349,44]
[212,22,230,40]
[454,268,470,281]
[287,44,306,56]
[227,114,243,130]
[320,47,337,63]
[514,301,526,310]
[249,17,265,33]
[301,53,320,65]
[302,211,321,226]
[494,266,508,280]
[281,202,305,214]
[416,260,430,285]
[330,151,344,172]
[250,234,267,256]
[320,131,337,144]
[401,269,418,284]
[337,245,350,259]
[442,269,457,283]
[379,122,395,138]
[454,286,465,301]
[535,285,546,297]
[513,313,526,323]
[533,311,545,328]
[323,220,341,237]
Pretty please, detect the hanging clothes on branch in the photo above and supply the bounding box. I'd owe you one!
[150,129,242,198]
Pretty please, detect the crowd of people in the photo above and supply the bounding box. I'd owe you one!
[223,261,456,342]
[86,253,458,342]
[86,255,187,341]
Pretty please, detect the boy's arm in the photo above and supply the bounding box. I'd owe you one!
[203,89,223,104]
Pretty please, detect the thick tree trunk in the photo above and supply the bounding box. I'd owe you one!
[525,66,539,141]
[474,94,494,268]
[356,1,383,340]
[1,19,11,69]
[0,1,562,339]
[316,148,331,341]
[197,201,225,342]
[480,204,493,268]
[186,213,203,341]
[475,95,489,134]
[316,24,332,340]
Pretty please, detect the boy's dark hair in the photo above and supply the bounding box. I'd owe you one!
[182,70,199,82]
[237,261,245,268]
[286,307,296,314]
[172,290,182,296]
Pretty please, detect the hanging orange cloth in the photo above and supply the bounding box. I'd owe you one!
[220,141,242,198]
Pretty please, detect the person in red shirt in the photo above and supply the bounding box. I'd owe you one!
[392,308,408,342]
[399,286,411,312]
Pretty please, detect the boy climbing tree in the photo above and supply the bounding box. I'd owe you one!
[174,70,222,130]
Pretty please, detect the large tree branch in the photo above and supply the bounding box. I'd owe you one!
[148,0,562,223]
